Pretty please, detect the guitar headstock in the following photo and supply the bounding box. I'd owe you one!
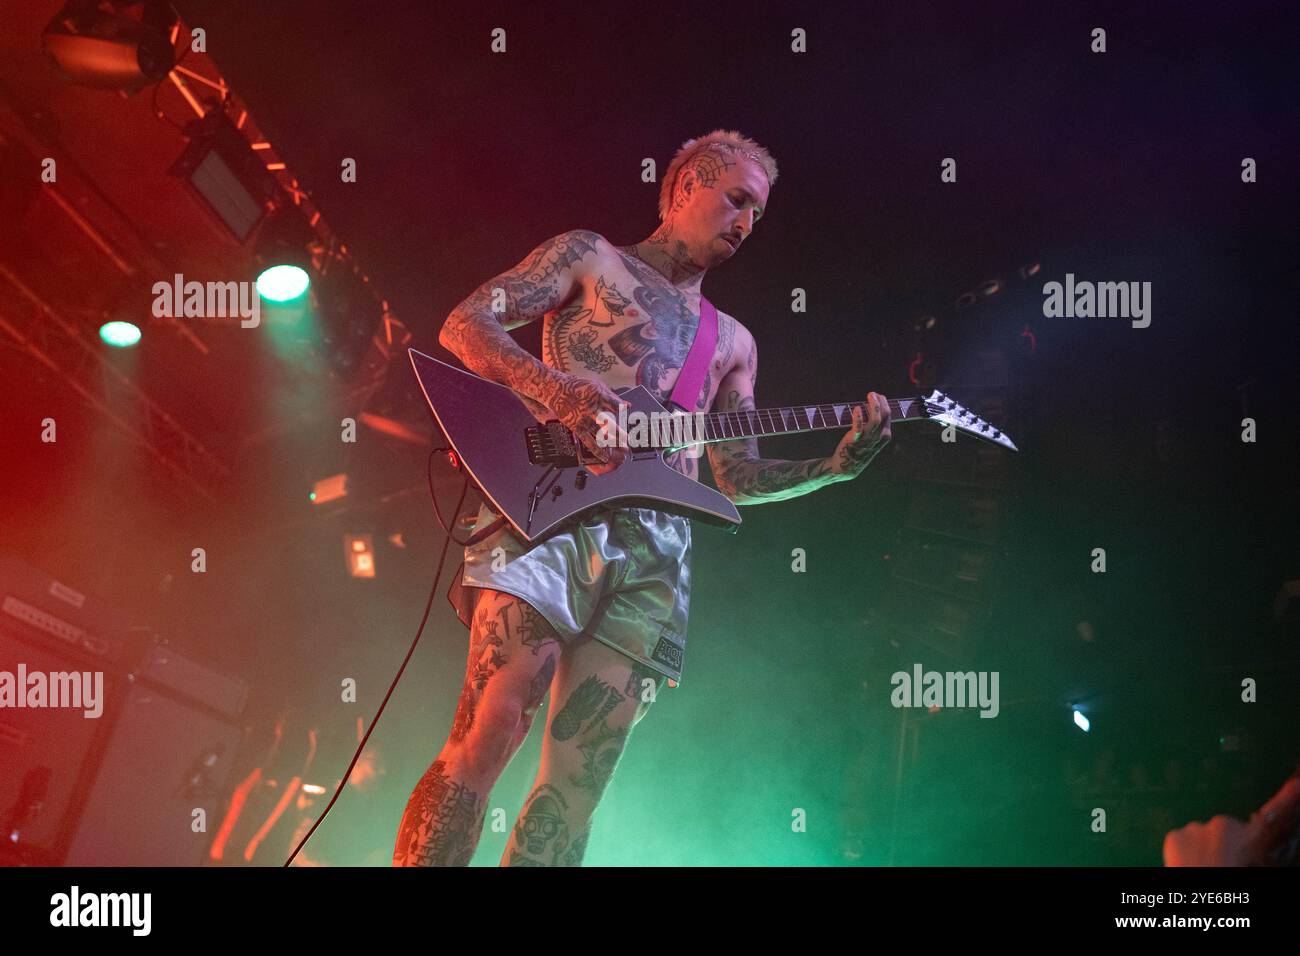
[920,390,1019,451]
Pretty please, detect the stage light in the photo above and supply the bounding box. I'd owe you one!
[359,412,426,445]
[98,320,141,348]
[256,264,310,302]
[343,534,375,578]
[253,208,315,302]
[309,473,348,505]
[1072,708,1090,733]
[170,110,278,242]
[42,0,176,93]
[1218,734,1242,752]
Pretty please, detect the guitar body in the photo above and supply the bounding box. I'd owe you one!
[410,349,742,543]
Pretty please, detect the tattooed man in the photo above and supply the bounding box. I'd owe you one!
[393,129,891,866]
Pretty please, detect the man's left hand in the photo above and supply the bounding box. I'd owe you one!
[828,392,891,479]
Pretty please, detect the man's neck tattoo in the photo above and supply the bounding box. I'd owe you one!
[628,229,705,288]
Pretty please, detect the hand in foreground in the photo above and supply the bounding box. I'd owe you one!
[542,374,628,475]
[1163,772,1300,866]
[828,392,891,479]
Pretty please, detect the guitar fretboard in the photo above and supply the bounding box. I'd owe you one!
[644,398,921,450]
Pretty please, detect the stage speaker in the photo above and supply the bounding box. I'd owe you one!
[2,556,250,865]
[0,554,136,864]
[63,677,246,866]
[0,629,113,865]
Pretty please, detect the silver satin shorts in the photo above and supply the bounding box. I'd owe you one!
[450,502,693,685]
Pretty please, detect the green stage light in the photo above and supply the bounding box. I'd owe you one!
[99,320,141,348]
[256,264,310,302]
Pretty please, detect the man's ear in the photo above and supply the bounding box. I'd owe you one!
[677,168,695,204]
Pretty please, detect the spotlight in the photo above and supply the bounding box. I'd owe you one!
[1072,707,1090,733]
[358,412,426,445]
[42,1,177,93]
[254,208,315,303]
[170,109,278,242]
[256,265,310,302]
[343,534,375,579]
[98,319,141,348]
[309,473,348,505]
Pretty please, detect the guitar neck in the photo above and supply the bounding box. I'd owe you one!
[647,398,924,450]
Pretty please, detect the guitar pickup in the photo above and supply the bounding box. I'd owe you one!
[525,420,581,467]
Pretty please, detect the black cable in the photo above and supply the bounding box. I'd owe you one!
[428,446,475,546]
[283,460,470,867]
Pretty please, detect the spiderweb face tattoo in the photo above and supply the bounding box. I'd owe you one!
[668,150,736,216]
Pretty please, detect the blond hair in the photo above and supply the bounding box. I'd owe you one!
[657,129,778,221]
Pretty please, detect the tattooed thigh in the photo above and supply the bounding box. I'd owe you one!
[541,638,665,803]
[449,589,563,755]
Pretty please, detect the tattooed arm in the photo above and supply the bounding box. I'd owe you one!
[706,329,890,505]
[439,229,602,404]
[439,229,627,467]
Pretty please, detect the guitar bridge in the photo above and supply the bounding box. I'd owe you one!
[525,420,581,467]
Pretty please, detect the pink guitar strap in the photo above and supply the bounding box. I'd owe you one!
[668,294,718,413]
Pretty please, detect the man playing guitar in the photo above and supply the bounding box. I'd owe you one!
[394,129,892,866]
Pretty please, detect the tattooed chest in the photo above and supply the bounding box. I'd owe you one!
[542,267,698,403]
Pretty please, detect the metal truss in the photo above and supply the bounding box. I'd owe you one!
[0,263,229,502]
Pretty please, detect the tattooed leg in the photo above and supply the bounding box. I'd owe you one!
[503,783,590,867]
[394,589,561,866]
[501,634,662,866]
[393,759,487,867]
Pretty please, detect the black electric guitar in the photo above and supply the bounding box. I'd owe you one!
[410,349,1017,543]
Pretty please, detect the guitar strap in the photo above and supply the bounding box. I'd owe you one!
[667,294,718,413]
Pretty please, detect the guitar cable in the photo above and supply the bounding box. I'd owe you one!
[284,447,468,866]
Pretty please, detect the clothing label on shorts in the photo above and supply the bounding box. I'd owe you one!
[651,627,684,672]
